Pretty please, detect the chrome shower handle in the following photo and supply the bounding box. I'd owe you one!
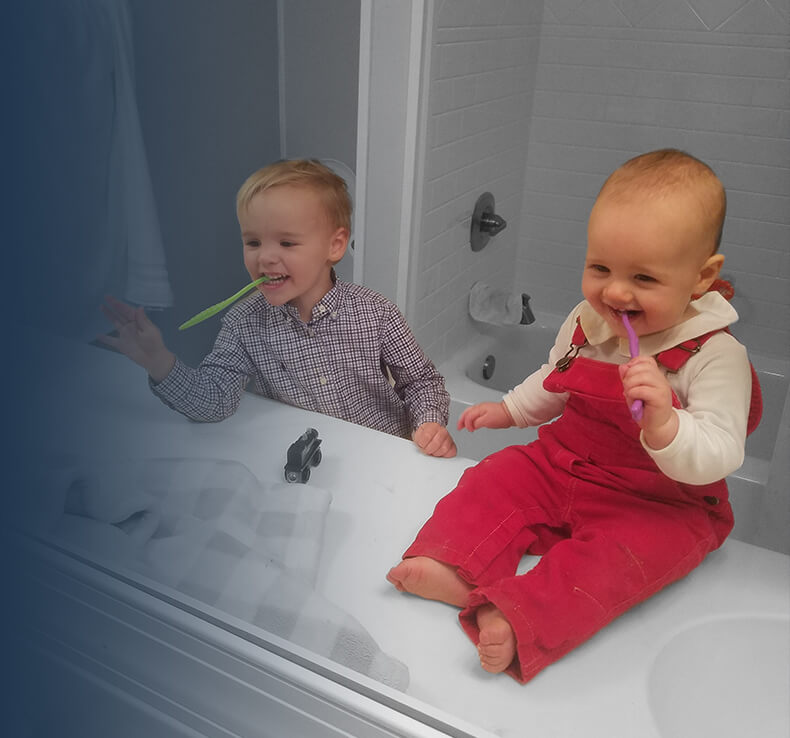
[479,212,507,236]
[470,191,508,251]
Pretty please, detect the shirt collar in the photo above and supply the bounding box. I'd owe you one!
[578,292,739,357]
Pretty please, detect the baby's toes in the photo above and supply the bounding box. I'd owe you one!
[476,608,517,673]
[478,641,512,672]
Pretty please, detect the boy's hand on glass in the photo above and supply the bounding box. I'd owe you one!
[413,422,457,458]
[457,401,514,432]
[618,356,678,449]
[98,295,175,383]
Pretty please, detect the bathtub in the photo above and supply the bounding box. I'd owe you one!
[441,315,790,550]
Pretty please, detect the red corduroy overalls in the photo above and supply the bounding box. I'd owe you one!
[403,326,743,683]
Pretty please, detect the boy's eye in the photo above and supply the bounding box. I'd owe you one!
[280,240,296,248]
[634,273,656,283]
[589,264,609,273]
[245,239,260,248]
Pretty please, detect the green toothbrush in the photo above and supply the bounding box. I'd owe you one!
[178,275,271,330]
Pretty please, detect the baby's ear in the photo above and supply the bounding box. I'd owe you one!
[694,253,725,295]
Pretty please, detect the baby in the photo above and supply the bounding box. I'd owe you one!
[387,149,759,682]
[101,159,456,457]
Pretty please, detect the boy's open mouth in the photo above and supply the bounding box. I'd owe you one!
[262,274,289,285]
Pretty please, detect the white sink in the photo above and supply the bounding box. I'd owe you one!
[648,615,790,738]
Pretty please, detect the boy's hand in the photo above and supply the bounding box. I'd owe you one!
[98,295,175,382]
[619,356,678,449]
[457,401,514,432]
[413,422,457,458]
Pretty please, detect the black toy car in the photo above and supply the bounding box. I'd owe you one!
[284,427,323,483]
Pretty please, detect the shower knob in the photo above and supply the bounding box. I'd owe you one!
[470,191,507,251]
[479,212,507,236]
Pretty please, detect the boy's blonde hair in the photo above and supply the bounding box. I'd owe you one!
[236,159,352,232]
[597,149,727,252]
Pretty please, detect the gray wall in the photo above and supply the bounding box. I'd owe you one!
[130,0,281,365]
[281,0,360,168]
[280,0,360,284]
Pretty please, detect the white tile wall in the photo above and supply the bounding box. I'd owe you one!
[412,0,544,362]
[413,0,789,364]
[518,0,790,359]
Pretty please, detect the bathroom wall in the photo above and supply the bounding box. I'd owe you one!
[130,0,281,365]
[756,381,790,553]
[413,0,789,367]
[280,0,360,283]
[410,1,545,362]
[517,0,790,361]
[280,0,360,168]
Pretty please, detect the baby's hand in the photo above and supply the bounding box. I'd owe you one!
[413,422,457,458]
[619,356,678,449]
[457,401,514,432]
[98,295,175,382]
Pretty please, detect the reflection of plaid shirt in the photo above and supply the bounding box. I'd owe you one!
[152,280,449,438]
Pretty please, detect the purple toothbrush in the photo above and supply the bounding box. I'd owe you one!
[621,312,644,421]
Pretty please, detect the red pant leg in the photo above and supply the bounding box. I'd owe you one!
[459,481,724,683]
[402,444,573,586]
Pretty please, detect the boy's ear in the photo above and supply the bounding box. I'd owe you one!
[328,227,349,263]
[694,253,725,295]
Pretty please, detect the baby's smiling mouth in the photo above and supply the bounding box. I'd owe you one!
[608,306,642,324]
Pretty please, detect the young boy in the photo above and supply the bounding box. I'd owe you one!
[387,149,757,682]
[100,159,456,458]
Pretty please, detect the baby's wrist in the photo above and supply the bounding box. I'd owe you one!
[500,401,515,426]
[642,411,679,450]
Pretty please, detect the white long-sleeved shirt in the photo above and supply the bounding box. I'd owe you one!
[503,292,752,485]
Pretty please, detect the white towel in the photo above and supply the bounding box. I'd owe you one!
[27,456,410,691]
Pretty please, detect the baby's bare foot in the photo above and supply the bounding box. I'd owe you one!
[386,556,473,607]
[476,604,516,674]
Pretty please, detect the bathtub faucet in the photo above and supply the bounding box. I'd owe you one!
[521,294,535,325]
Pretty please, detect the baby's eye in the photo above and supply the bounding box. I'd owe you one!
[634,273,656,283]
[588,264,609,273]
[245,239,260,248]
[280,240,296,248]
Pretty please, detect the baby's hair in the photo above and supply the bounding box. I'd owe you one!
[598,149,727,252]
[236,159,352,232]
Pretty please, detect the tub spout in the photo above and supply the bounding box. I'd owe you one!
[521,294,535,325]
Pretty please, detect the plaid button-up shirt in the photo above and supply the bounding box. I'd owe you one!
[152,280,449,438]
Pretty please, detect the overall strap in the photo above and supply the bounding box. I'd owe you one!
[569,321,763,436]
[655,328,763,436]
[554,318,588,373]
[564,321,721,371]
[654,330,722,372]
[571,319,587,347]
